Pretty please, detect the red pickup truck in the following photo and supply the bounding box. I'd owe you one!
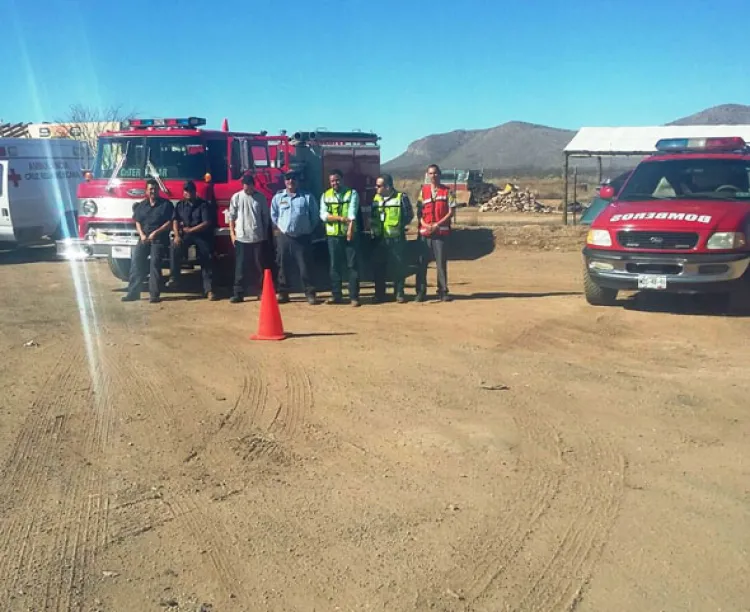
[582,136,750,310]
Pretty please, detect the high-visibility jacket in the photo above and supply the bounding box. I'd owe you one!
[371,191,405,238]
[418,184,451,237]
[322,188,354,237]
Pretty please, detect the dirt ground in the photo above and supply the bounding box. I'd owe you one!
[0,229,748,612]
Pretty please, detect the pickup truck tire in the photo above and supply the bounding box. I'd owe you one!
[728,275,750,314]
[583,264,618,306]
[108,256,132,282]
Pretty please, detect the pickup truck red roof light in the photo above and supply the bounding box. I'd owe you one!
[655,137,746,152]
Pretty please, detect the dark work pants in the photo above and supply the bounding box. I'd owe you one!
[276,233,315,297]
[327,236,359,300]
[415,235,449,296]
[127,240,166,299]
[233,240,267,297]
[372,237,406,298]
[170,234,214,294]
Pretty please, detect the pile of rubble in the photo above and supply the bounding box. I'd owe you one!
[478,184,555,214]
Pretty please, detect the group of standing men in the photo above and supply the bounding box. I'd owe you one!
[121,164,457,305]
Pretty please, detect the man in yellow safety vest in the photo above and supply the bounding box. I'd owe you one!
[370,173,414,303]
[320,169,361,306]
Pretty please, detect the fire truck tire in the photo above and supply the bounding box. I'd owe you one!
[108,256,132,282]
[583,264,618,306]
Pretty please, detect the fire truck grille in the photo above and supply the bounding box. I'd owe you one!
[616,231,699,250]
[87,223,138,237]
[85,223,139,243]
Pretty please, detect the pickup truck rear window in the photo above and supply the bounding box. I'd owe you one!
[618,158,750,202]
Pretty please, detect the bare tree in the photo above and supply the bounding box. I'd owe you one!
[52,103,138,167]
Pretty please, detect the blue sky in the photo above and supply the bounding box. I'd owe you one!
[3,0,749,161]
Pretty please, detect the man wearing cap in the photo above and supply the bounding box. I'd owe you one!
[370,173,414,303]
[270,171,320,305]
[320,169,361,306]
[168,180,216,300]
[122,178,174,304]
[229,174,271,303]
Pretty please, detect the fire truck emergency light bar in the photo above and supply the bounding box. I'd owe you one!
[123,117,206,128]
[655,136,747,152]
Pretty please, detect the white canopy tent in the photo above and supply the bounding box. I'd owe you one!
[561,125,750,224]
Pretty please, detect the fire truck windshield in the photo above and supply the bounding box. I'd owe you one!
[619,158,750,202]
[93,136,208,181]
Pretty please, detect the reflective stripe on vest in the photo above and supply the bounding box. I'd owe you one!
[323,188,353,237]
[419,184,450,236]
[371,192,403,238]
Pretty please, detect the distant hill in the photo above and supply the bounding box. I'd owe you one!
[667,104,750,126]
[384,104,750,177]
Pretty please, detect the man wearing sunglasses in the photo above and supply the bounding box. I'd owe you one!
[270,170,320,305]
[370,173,414,303]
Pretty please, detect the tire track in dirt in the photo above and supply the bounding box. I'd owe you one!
[97,338,315,606]
[190,350,313,466]
[115,348,262,605]
[273,366,313,439]
[453,401,565,606]
[0,348,85,607]
[186,352,270,467]
[510,431,625,612]
[463,410,625,612]
[107,489,174,544]
[163,494,251,602]
[41,351,117,612]
[438,368,624,612]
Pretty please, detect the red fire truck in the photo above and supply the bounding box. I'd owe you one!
[583,136,750,310]
[56,117,381,283]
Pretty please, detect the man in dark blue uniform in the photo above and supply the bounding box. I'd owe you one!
[122,179,174,303]
[168,180,216,300]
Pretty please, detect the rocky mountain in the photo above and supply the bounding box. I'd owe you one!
[384,104,750,176]
[667,104,750,126]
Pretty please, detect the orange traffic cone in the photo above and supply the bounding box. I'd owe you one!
[251,269,288,341]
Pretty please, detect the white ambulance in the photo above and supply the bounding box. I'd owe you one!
[0,138,88,244]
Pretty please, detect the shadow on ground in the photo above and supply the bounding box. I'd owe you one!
[0,243,59,265]
[620,292,750,318]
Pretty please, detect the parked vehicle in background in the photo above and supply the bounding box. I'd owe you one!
[56,117,382,283]
[583,136,750,309]
[423,168,494,206]
[0,138,87,245]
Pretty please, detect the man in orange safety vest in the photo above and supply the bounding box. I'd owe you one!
[415,164,456,302]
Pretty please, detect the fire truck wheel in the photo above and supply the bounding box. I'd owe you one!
[583,264,618,306]
[108,256,132,282]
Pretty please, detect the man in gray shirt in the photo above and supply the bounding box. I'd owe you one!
[229,174,271,303]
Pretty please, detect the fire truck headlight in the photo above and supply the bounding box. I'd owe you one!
[706,232,746,250]
[586,229,612,247]
[80,200,98,217]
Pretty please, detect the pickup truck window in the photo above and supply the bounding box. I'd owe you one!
[619,158,750,202]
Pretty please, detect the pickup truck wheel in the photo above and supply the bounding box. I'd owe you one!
[108,256,132,282]
[583,263,618,306]
[728,279,750,314]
